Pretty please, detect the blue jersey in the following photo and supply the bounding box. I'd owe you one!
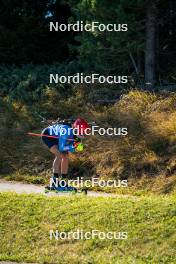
[42,124,75,152]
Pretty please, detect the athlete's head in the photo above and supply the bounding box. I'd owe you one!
[72,118,89,138]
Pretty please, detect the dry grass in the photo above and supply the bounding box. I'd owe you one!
[1,90,176,194]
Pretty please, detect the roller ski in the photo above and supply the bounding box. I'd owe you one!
[44,176,87,195]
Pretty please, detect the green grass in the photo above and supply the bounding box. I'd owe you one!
[0,193,176,263]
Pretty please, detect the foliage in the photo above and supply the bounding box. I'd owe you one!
[65,0,176,84]
[0,0,175,83]
[0,64,68,98]
[67,0,145,74]
[0,0,73,64]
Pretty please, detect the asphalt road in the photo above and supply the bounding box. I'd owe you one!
[0,179,134,198]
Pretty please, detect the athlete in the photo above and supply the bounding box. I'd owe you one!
[42,118,89,190]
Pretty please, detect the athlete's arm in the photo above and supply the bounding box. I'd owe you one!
[59,126,75,152]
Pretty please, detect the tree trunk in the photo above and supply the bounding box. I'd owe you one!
[145,1,157,89]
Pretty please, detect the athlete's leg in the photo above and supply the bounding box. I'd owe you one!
[49,145,61,174]
[60,152,69,175]
[46,146,73,191]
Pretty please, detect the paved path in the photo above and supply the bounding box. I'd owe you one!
[0,179,134,199]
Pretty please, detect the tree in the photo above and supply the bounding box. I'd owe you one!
[145,0,157,89]
[67,0,146,75]
[0,0,74,64]
[67,0,176,87]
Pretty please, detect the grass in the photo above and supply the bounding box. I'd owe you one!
[0,193,176,263]
[2,90,176,194]
[1,89,176,263]
[1,90,176,193]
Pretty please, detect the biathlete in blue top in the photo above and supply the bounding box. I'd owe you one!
[42,118,89,190]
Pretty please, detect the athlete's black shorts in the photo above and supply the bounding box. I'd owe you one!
[42,128,58,149]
